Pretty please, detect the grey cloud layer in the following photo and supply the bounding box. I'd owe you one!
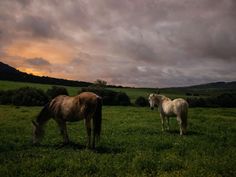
[0,0,236,87]
[26,58,51,66]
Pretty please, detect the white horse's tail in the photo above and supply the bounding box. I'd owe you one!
[181,102,188,134]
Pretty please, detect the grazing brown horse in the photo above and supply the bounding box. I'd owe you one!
[32,92,102,149]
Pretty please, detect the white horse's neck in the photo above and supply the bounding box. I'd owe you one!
[156,95,171,111]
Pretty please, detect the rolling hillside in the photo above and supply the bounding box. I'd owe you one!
[0,61,92,87]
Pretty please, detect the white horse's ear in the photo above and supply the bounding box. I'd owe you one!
[32,120,38,127]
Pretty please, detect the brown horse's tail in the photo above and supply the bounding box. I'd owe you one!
[94,97,102,141]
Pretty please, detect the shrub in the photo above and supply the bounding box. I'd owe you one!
[216,93,236,107]
[186,93,236,108]
[11,87,48,106]
[80,87,131,106]
[187,97,209,107]
[46,86,68,99]
[186,92,192,96]
[0,90,14,104]
[93,79,107,88]
[135,96,149,107]
[115,92,131,106]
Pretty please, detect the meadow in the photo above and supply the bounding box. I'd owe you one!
[0,80,236,176]
[0,105,235,177]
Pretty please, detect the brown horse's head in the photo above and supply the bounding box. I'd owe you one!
[32,120,44,145]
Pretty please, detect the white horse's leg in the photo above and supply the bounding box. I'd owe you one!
[160,113,165,131]
[84,118,91,148]
[166,116,170,131]
[177,116,183,135]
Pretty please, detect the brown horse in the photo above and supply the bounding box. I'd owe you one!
[32,92,102,149]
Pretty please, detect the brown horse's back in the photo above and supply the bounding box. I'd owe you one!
[49,92,101,122]
[78,92,101,119]
[78,92,100,105]
[49,95,77,121]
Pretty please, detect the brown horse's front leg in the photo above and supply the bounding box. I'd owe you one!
[57,120,69,144]
[84,118,91,149]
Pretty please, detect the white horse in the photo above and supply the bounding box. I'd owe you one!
[148,93,188,135]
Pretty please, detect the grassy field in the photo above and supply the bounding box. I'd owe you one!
[0,105,235,177]
[0,80,80,96]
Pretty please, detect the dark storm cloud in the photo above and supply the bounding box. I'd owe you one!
[18,15,58,39]
[26,57,51,66]
[0,0,236,87]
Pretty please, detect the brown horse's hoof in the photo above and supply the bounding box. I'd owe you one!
[86,145,95,150]
[32,142,40,146]
[63,141,70,146]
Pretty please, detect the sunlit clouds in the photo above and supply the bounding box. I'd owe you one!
[0,0,236,87]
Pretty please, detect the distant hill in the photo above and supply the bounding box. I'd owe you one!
[0,61,92,87]
[187,81,236,89]
[160,81,236,97]
[1,61,236,90]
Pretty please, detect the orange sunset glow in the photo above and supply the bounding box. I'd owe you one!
[16,67,46,76]
[6,40,75,65]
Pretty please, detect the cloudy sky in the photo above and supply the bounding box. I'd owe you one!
[0,0,236,87]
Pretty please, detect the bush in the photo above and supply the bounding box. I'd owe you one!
[186,93,236,108]
[135,96,149,107]
[11,87,48,106]
[80,87,131,106]
[115,92,131,106]
[216,93,236,107]
[186,92,192,96]
[46,86,68,99]
[0,90,14,104]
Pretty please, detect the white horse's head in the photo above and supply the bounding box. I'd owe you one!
[148,93,158,110]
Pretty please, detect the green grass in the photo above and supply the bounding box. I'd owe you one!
[0,80,80,96]
[0,105,235,177]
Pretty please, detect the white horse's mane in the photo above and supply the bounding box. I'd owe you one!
[153,94,171,102]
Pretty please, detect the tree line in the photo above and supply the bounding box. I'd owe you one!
[0,86,235,107]
[0,86,131,106]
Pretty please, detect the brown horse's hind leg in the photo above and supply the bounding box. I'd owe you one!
[92,118,96,149]
[84,118,92,149]
[56,120,69,144]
